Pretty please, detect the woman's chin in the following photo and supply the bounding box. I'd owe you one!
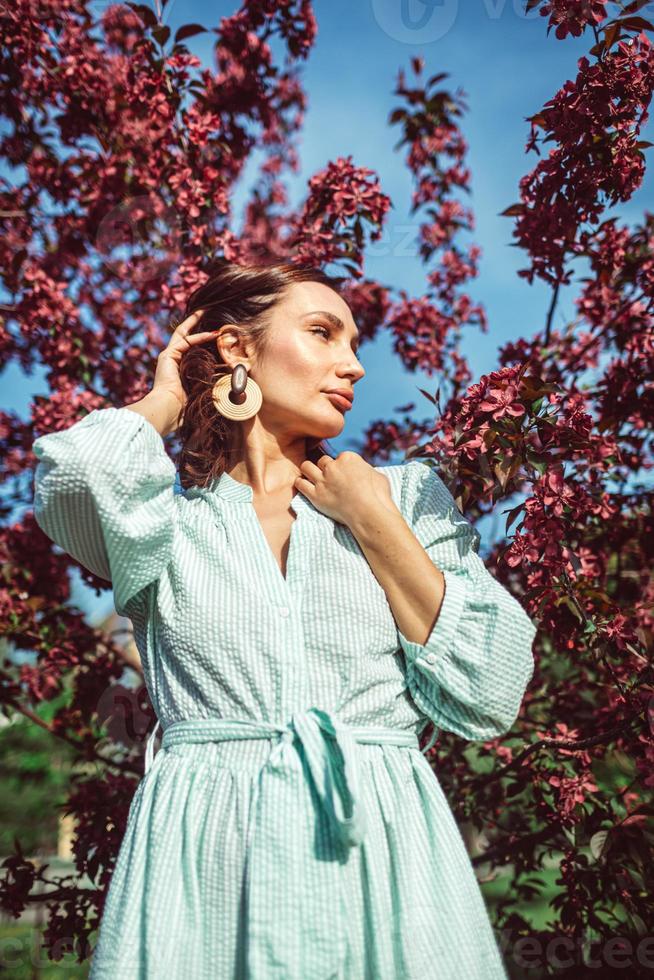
[321,415,347,437]
[306,423,344,444]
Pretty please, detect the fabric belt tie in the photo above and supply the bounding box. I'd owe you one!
[146,709,423,846]
[142,709,433,978]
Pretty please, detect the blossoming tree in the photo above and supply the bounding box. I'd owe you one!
[0,0,652,970]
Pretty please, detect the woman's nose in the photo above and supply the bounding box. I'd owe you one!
[340,359,365,381]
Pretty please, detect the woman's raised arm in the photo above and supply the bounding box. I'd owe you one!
[31,309,221,616]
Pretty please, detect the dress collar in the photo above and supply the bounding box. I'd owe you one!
[184,469,320,517]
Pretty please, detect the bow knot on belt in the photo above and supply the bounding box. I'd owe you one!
[145,707,427,849]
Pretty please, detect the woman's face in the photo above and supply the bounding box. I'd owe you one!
[227,281,365,443]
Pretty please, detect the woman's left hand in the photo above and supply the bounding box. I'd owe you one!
[294,452,397,527]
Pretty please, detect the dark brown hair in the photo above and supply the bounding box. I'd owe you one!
[174,258,346,491]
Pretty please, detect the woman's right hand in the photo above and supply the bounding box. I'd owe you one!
[152,308,220,413]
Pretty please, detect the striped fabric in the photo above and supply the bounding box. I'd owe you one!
[32,406,536,979]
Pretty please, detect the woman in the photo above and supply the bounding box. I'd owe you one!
[32,260,536,979]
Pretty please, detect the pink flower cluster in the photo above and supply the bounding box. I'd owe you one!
[536,0,609,39]
[513,30,654,285]
[290,155,391,276]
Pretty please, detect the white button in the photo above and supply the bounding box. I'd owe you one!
[278,607,290,617]
[425,652,437,665]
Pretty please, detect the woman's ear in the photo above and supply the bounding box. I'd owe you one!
[215,325,252,368]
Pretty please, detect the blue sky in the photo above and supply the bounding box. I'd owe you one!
[5,0,653,620]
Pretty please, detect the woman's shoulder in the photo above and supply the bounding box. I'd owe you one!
[374,459,473,533]
[373,458,439,499]
[372,459,428,516]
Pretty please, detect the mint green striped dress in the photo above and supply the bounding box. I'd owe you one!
[32,406,536,980]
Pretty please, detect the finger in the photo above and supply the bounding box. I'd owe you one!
[299,460,323,481]
[294,474,314,491]
[173,308,206,335]
[189,329,221,341]
[168,328,220,352]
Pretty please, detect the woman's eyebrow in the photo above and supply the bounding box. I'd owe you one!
[303,310,360,350]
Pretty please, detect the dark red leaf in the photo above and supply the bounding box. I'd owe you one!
[125,2,158,29]
[500,204,525,217]
[504,503,525,535]
[174,24,208,43]
[426,72,449,87]
[152,24,171,47]
[617,16,654,31]
[624,0,652,12]
[602,23,621,50]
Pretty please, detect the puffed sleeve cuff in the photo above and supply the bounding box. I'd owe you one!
[400,588,537,742]
[396,459,536,741]
[396,570,468,667]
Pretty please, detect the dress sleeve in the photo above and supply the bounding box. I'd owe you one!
[32,406,177,618]
[397,459,536,741]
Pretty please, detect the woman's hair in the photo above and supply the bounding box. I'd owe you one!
[175,257,346,491]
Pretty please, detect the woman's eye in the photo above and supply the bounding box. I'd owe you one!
[312,326,330,340]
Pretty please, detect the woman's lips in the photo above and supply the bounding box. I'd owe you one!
[323,392,352,412]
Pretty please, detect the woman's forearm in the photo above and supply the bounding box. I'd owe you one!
[123,389,181,438]
[348,503,446,646]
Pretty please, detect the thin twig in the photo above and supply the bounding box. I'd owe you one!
[10,703,144,776]
[544,280,560,346]
[493,713,642,778]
